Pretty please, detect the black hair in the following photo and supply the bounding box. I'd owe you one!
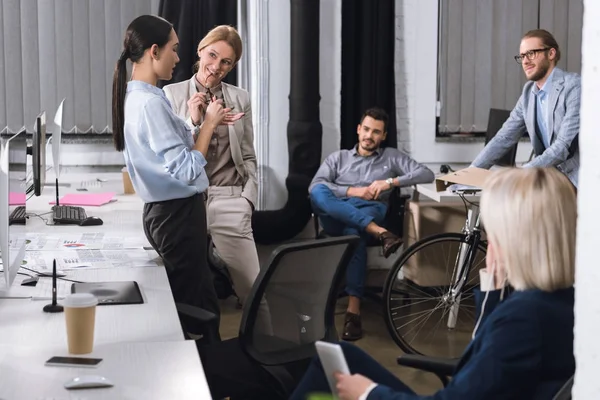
[360,107,389,132]
[112,15,173,151]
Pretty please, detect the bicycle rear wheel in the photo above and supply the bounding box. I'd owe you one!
[383,233,486,359]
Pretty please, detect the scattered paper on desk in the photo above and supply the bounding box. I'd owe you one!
[9,192,26,205]
[25,233,148,251]
[23,249,158,272]
[49,192,116,207]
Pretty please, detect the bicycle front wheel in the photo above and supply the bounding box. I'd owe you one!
[383,232,487,359]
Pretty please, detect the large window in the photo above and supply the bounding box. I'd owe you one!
[0,0,160,134]
[437,0,583,136]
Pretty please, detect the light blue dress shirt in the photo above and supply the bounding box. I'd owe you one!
[534,68,556,149]
[123,80,209,203]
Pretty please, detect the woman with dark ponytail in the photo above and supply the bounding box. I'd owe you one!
[112,15,233,342]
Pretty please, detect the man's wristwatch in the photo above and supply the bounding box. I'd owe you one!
[386,178,394,188]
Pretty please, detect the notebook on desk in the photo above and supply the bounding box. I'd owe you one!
[50,192,116,207]
[71,281,143,305]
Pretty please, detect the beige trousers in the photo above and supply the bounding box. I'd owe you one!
[206,186,271,333]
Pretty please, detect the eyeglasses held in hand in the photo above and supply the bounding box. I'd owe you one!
[204,87,230,110]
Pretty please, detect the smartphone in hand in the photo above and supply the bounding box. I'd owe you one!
[315,341,350,397]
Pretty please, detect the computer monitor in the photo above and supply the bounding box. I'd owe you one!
[32,112,47,196]
[0,131,27,290]
[8,131,27,225]
[485,109,517,167]
[52,99,65,181]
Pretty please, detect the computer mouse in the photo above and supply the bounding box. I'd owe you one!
[79,216,104,226]
[20,277,39,286]
[64,375,113,390]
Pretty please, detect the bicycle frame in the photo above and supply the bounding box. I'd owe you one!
[446,194,484,329]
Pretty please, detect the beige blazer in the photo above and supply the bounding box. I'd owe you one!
[163,78,258,207]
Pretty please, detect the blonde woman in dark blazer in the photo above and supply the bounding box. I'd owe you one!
[163,26,269,325]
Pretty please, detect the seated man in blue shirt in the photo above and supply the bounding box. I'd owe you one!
[309,107,434,341]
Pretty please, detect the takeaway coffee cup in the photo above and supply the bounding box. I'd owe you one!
[122,167,135,194]
[63,293,98,354]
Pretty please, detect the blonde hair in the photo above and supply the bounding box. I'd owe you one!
[194,25,242,72]
[480,168,576,292]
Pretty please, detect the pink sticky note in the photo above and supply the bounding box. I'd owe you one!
[9,192,26,206]
[49,192,116,207]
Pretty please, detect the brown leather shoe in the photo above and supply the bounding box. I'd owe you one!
[342,312,363,341]
[379,231,402,258]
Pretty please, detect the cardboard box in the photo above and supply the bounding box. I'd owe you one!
[122,167,135,195]
[402,200,483,286]
[435,167,492,192]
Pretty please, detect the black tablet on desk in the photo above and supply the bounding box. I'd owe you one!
[71,281,143,305]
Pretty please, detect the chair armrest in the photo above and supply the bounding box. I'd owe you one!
[175,302,217,323]
[552,375,573,400]
[313,212,320,239]
[397,354,459,377]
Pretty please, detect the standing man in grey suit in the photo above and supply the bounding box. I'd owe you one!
[472,29,580,187]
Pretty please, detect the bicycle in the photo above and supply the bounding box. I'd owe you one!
[382,189,486,359]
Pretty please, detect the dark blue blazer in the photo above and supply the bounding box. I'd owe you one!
[369,287,575,400]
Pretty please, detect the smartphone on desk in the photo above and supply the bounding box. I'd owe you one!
[45,356,103,368]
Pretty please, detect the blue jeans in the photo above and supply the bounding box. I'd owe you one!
[289,341,415,399]
[310,184,387,298]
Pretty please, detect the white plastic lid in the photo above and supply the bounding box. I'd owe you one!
[62,293,98,308]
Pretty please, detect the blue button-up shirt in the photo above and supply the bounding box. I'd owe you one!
[123,81,209,203]
[534,68,556,149]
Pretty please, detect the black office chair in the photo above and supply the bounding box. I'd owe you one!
[553,375,573,400]
[396,354,457,387]
[197,235,360,400]
[396,355,573,399]
[485,108,518,167]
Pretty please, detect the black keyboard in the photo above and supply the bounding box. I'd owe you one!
[52,205,87,225]
[9,206,26,225]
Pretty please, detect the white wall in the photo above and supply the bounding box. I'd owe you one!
[573,1,600,397]
[262,0,290,210]
[320,0,342,163]
[45,142,121,168]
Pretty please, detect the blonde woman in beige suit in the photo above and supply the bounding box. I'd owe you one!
[163,25,269,328]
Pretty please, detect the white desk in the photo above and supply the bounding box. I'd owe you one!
[26,172,149,240]
[0,341,211,399]
[0,267,184,345]
[0,171,211,398]
[415,183,481,203]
